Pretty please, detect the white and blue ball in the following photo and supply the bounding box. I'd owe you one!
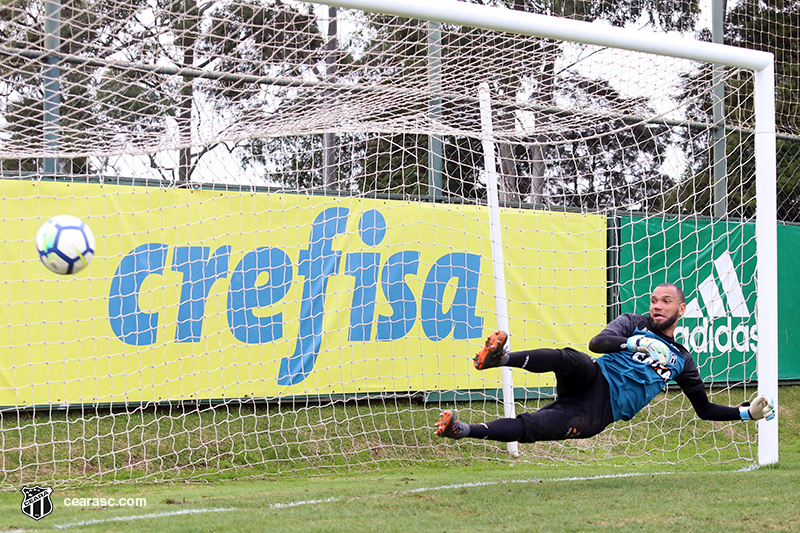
[35,215,95,275]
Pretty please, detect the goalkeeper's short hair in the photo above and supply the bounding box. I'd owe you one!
[656,282,685,303]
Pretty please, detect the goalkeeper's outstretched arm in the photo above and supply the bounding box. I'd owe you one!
[675,355,776,421]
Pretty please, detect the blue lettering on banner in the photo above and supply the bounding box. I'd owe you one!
[173,246,230,342]
[107,207,484,384]
[420,253,484,340]
[108,243,169,346]
[228,247,293,344]
[345,250,382,342]
[277,207,349,385]
[344,209,388,343]
[377,250,419,341]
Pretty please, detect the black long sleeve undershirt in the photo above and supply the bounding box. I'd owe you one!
[673,357,741,421]
[590,314,742,422]
[588,334,628,354]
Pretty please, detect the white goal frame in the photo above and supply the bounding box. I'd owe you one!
[309,0,780,465]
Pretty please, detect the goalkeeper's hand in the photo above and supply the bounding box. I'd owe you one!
[740,395,776,421]
[626,335,671,366]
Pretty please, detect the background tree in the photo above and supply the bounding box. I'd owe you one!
[0,0,325,184]
[1,0,700,201]
[674,0,800,221]
[534,76,673,211]
[1,0,149,174]
[301,0,701,206]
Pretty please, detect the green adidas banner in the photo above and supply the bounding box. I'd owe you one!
[778,224,800,380]
[618,216,758,383]
[619,217,800,382]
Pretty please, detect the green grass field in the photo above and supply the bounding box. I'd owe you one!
[0,386,797,532]
[2,461,798,532]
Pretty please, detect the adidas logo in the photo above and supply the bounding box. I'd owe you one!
[674,251,758,354]
[684,252,749,319]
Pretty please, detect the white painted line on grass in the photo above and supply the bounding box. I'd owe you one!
[53,497,345,529]
[49,470,693,529]
[53,507,237,529]
[399,471,674,494]
[268,496,342,509]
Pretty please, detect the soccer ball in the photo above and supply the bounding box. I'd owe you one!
[35,215,96,275]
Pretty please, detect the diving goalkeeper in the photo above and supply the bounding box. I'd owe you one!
[435,283,776,442]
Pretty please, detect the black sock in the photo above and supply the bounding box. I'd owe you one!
[467,417,526,442]
[505,348,563,373]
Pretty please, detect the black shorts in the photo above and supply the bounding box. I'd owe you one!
[517,348,614,442]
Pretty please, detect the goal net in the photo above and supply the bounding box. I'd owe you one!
[0,0,777,486]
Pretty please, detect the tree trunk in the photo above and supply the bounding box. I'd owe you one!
[178,0,197,185]
[528,143,545,206]
[529,41,558,206]
[497,133,520,205]
[322,6,338,190]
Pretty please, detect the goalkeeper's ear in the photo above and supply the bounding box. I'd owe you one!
[739,395,776,421]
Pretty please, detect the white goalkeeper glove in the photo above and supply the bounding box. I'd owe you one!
[626,335,671,366]
[739,395,776,421]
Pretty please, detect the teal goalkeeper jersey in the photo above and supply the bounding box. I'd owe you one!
[595,328,686,422]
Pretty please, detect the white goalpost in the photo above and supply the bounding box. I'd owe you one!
[0,0,778,486]
[312,0,777,463]
[478,81,518,459]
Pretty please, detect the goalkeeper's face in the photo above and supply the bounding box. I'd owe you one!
[649,286,686,335]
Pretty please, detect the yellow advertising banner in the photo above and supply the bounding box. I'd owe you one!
[0,180,606,406]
